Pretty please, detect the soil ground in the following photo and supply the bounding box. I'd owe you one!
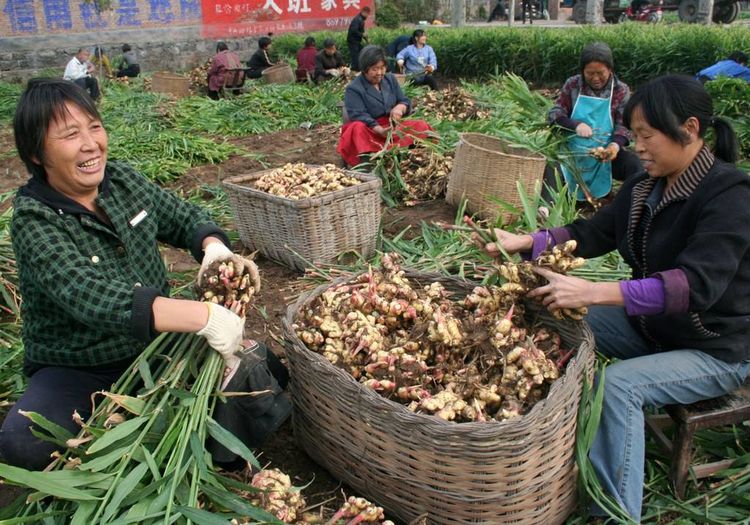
[0,123,457,520]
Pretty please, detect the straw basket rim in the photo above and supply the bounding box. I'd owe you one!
[283,268,594,436]
[222,167,382,211]
[458,132,545,162]
[262,62,292,74]
[152,71,189,80]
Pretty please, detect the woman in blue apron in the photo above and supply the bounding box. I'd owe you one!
[547,42,642,200]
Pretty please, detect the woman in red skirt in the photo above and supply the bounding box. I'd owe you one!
[337,45,433,167]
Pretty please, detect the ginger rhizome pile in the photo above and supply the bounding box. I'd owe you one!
[294,254,574,423]
[414,86,489,121]
[255,163,361,200]
[389,148,454,202]
[196,259,257,317]
[232,468,394,524]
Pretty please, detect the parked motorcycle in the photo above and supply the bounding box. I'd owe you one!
[618,0,664,22]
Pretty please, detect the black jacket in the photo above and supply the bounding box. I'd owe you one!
[315,49,345,77]
[566,151,750,362]
[347,13,366,45]
[343,73,411,127]
[247,48,272,72]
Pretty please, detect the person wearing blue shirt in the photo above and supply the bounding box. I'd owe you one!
[697,51,750,83]
[396,29,438,91]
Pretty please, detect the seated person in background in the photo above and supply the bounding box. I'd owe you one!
[246,36,274,79]
[296,37,318,82]
[116,44,141,78]
[91,46,112,78]
[547,42,641,200]
[396,30,438,90]
[207,42,245,100]
[63,48,100,101]
[385,34,411,72]
[337,45,433,167]
[697,51,750,83]
[314,39,349,83]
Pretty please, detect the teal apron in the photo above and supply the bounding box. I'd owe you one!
[560,82,614,201]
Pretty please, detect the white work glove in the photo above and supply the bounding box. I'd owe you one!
[198,242,261,293]
[197,302,244,369]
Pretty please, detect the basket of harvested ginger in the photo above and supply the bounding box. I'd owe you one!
[282,251,595,525]
[223,163,381,271]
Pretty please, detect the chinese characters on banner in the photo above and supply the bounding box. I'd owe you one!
[200,0,374,38]
[2,0,201,34]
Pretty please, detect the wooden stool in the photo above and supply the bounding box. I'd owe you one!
[645,382,750,499]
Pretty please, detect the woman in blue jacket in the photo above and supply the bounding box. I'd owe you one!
[396,30,438,91]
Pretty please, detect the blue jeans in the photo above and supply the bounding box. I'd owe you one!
[586,306,750,522]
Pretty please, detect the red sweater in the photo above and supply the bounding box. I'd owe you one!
[297,47,317,73]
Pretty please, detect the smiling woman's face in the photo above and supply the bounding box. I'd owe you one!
[630,105,691,179]
[39,102,108,202]
[583,61,612,90]
[364,61,387,85]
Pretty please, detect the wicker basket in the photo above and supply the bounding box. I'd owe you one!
[282,271,595,525]
[151,71,191,98]
[222,168,382,271]
[262,63,295,84]
[394,73,407,86]
[446,133,547,221]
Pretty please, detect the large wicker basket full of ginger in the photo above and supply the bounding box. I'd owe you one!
[282,251,596,525]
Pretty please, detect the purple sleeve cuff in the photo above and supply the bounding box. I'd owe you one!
[553,116,580,132]
[611,134,629,148]
[652,269,690,314]
[522,228,574,260]
[620,278,665,316]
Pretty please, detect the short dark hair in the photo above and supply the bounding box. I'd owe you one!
[122,43,131,53]
[323,38,336,49]
[14,78,102,180]
[359,45,387,74]
[258,36,272,49]
[304,36,316,48]
[412,29,425,40]
[580,41,614,72]
[216,41,228,52]
[729,51,748,65]
[624,74,738,163]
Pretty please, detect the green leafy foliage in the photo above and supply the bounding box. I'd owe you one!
[0,83,22,123]
[376,1,403,28]
[273,25,750,87]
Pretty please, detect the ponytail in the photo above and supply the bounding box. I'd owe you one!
[711,116,739,164]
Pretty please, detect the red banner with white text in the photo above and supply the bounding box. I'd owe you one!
[200,0,374,38]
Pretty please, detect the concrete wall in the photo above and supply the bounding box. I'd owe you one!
[1,0,372,80]
[0,0,260,80]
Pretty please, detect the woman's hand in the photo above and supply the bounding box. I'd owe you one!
[424,64,434,73]
[601,142,620,162]
[575,122,593,138]
[481,228,533,258]
[390,103,407,122]
[527,267,595,310]
[199,239,261,293]
[372,124,389,137]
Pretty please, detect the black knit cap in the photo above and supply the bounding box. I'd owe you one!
[580,41,614,71]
